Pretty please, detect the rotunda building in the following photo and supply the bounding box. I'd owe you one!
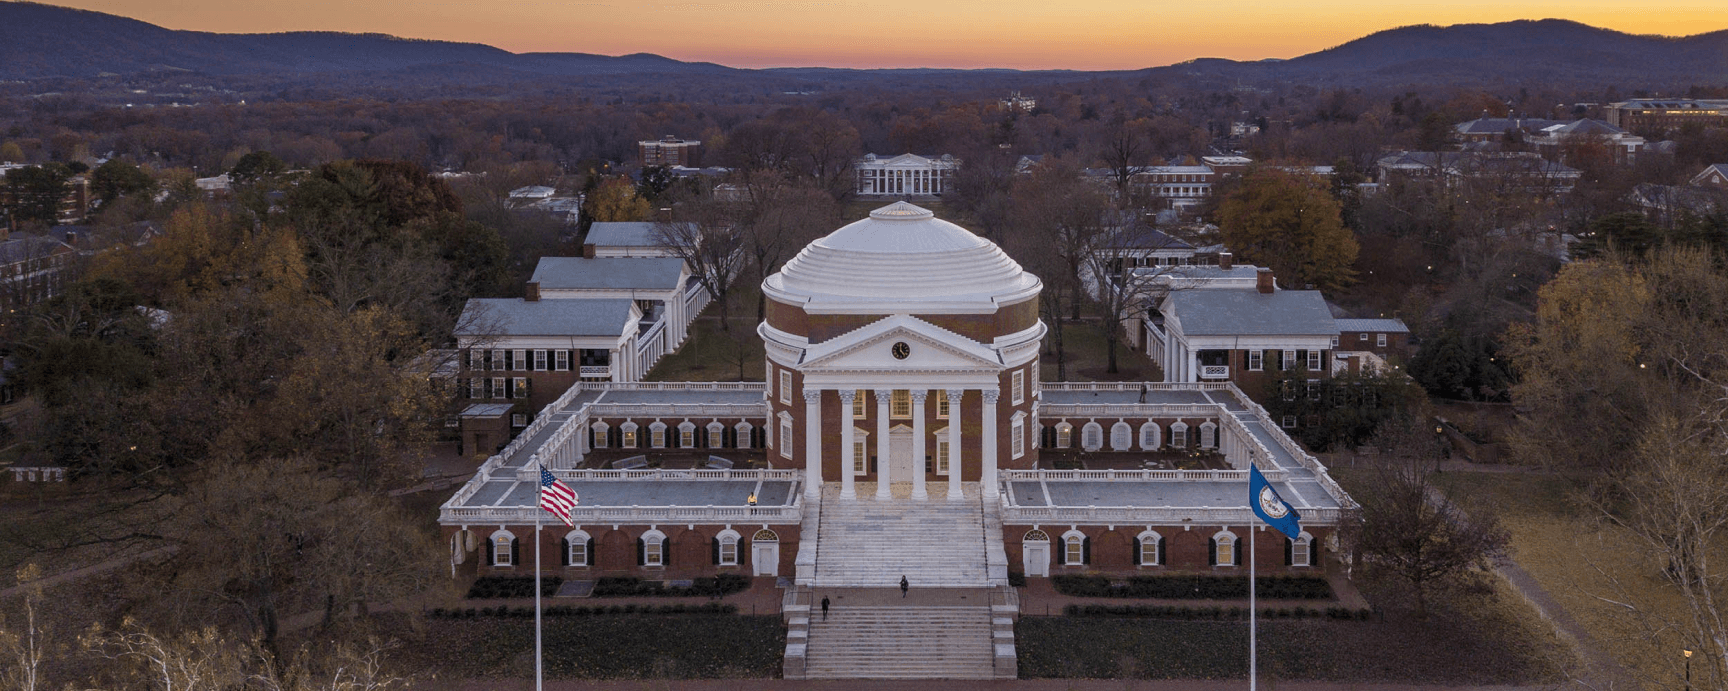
[759,202,1045,501]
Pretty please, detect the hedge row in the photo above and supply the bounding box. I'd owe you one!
[1052,574,1333,600]
[591,574,751,598]
[430,602,739,619]
[467,576,563,599]
[1063,603,1372,621]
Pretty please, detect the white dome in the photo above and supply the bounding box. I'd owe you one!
[768,202,1039,311]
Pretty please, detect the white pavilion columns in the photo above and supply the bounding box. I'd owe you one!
[803,389,822,499]
[947,390,964,500]
[981,389,999,499]
[839,390,857,500]
[874,389,892,500]
[910,390,928,500]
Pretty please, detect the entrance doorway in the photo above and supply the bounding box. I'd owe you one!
[889,425,915,482]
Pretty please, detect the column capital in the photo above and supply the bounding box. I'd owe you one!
[981,390,1000,405]
[874,388,893,402]
[837,389,856,403]
[802,388,823,403]
[946,389,965,403]
[908,390,928,403]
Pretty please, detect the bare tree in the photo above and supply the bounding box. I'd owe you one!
[1100,118,1147,198]
[653,199,748,330]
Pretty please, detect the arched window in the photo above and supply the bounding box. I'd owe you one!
[1061,530,1089,566]
[1138,530,1164,566]
[649,422,667,448]
[1200,421,1218,449]
[753,528,779,542]
[678,422,696,448]
[640,529,666,567]
[734,422,753,449]
[1211,530,1238,567]
[1170,422,1189,449]
[1056,423,1072,449]
[707,422,725,449]
[490,529,516,567]
[1081,422,1104,451]
[1289,531,1314,567]
[1023,529,1050,543]
[1110,422,1132,451]
[591,421,609,449]
[1139,422,1161,451]
[621,422,639,448]
[564,529,591,567]
[715,529,741,566]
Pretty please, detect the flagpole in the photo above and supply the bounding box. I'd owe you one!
[1249,523,1257,691]
[535,469,544,691]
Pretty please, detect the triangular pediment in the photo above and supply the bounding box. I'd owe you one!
[801,315,1001,371]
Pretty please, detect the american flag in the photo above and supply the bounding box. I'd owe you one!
[539,466,578,527]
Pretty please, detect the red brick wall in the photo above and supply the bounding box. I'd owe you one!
[1003,524,1333,574]
[764,297,1038,344]
[446,523,801,579]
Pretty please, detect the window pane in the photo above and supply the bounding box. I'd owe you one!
[891,390,911,418]
[936,391,949,418]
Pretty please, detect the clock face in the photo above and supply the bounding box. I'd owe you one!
[891,342,911,360]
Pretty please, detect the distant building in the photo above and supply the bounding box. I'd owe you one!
[1375,151,1580,195]
[854,153,959,198]
[1332,318,1411,360]
[0,235,75,309]
[639,135,703,168]
[1453,116,1561,144]
[194,173,230,196]
[583,221,679,258]
[1528,119,1646,162]
[1604,99,1728,133]
[1691,164,1728,188]
[0,170,90,228]
[1200,156,1252,176]
[508,185,556,201]
[999,91,1036,112]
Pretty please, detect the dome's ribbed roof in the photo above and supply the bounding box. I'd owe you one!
[773,202,1034,303]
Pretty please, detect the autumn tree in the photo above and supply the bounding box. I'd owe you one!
[583,176,651,223]
[1217,168,1359,292]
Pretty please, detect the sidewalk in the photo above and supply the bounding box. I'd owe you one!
[439,679,1557,691]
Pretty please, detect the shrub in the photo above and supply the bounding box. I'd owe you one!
[466,576,564,599]
[1049,574,1333,601]
[1008,572,1028,588]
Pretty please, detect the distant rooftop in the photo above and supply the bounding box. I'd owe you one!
[585,222,664,248]
[1166,290,1338,337]
[531,257,685,291]
[1334,318,1409,334]
[456,298,635,338]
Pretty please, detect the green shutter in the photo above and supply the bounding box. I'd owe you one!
[637,538,645,566]
[511,537,520,567]
[585,538,594,567]
[1208,538,1217,566]
[1285,538,1293,567]
[485,538,494,565]
[1234,537,1242,566]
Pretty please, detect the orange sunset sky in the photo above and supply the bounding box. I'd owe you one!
[44,0,1728,70]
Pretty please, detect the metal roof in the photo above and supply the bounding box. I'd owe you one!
[1166,289,1338,336]
[455,298,634,338]
[1333,318,1409,334]
[530,257,685,291]
[585,222,664,248]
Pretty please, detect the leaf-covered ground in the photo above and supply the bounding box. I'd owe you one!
[397,614,784,680]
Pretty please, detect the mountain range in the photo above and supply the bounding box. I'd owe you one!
[1,1,1724,87]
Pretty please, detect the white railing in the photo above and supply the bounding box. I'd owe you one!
[1201,365,1230,379]
[8,466,66,482]
[443,503,803,525]
[1041,381,1236,392]
[579,365,611,377]
[1000,468,1289,483]
[637,320,667,358]
[552,468,797,481]
[589,403,768,418]
[599,381,766,392]
[1040,403,1222,418]
[999,504,1346,526]
[1220,387,1358,510]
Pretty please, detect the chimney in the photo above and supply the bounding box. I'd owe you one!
[581,243,597,258]
[1218,252,1233,270]
[525,281,540,302]
[1256,268,1274,294]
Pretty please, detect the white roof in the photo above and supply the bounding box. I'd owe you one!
[766,202,1038,313]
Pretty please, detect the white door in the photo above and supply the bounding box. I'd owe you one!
[889,426,915,482]
[752,543,778,576]
[1024,543,1050,577]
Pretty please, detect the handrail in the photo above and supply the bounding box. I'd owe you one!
[1041,381,1235,392]
[1039,403,1222,417]
[442,504,803,524]
[999,468,1290,483]
[998,503,1346,526]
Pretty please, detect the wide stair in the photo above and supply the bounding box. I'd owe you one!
[802,604,1002,679]
[812,482,991,588]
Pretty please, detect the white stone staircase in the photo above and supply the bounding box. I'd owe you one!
[803,605,997,679]
[812,482,991,588]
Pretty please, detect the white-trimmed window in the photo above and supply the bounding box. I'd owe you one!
[852,390,867,418]
[490,377,506,399]
[1031,361,1040,395]
[513,350,528,370]
[1138,530,1163,566]
[511,413,527,428]
[679,422,695,448]
[1200,421,1218,449]
[1011,414,1026,459]
[778,370,791,405]
[650,422,667,448]
[1248,350,1263,371]
[1012,369,1025,405]
[936,390,950,419]
[1282,415,1296,429]
[491,530,515,566]
[468,348,483,371]
[779,414,793,458]
[1307,380,1321,402]
[891,390,911,418]
[717,529,741,566]
[1056,422,1072,449]
[1170,422,1188,449]
[735,422,753,449]
[622,422,638,448]
[468,378,482,399]
[1377,333,1388,347]
[1307,350,1321,371]
[591,421,609,448]
[1281,350,1295,370]
[1213,530,1237,567]
[512,378,529,399]
[566,529,590,567]
[1359,332,1369,342]
[707,422,725,449]
[1110,421,1132,451]
[1291,532,1313,567]
[936,432,951,474]
[534,349,548,371]
[1139,422,1161,450]
[852,429,869,474]
[1062,530,1087,566]
[492,349,506,371]
[641,530,665,567]
[555,350,570,371]
[1082,422,1104,451]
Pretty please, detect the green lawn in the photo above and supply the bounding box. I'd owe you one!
[397,614,785,679]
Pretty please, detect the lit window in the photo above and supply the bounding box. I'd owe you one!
[1057,424,1072,449]
[493,534,513,566]
[591,423,608,448]
[1291,534,1311,567]
[513,378,529,399]
[680,426,694,448]
[1215,533,1236,566]
[623,428,637,447]
[643,534,663,566]
[719,534,739,565]
[1064,534,1085,565]
[891,390,911,418]
[852,390,867,417]
[1139,533,1162,566]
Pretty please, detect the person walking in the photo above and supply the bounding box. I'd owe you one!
[821,596,830,621]
[900,575,909,598]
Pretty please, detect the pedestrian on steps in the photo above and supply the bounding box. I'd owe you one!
[821,595,830,621]
[900,575,909,598]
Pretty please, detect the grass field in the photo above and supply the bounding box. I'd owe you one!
[395,613,785,680]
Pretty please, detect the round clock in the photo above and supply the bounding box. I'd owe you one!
[891,342,911,360]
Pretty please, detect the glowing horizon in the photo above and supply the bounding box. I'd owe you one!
[36,0,1728,71]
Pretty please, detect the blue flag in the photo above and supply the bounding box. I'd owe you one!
[1249,464,1302,540]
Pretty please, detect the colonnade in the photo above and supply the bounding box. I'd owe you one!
[801,386,998,502]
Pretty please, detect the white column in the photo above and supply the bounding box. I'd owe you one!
[803,389,823,499]
[1188,348,1199,384]
[981,389,1000,499]
[838,390,856,500]
[910,390,928,500]
[875,389,892,500]
[947,390,965,500]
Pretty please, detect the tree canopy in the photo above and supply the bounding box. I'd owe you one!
[1217,168,1359,292]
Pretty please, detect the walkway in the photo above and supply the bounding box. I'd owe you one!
[448,680,1558,690]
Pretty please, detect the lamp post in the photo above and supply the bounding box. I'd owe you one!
[1683,648,1692,691]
